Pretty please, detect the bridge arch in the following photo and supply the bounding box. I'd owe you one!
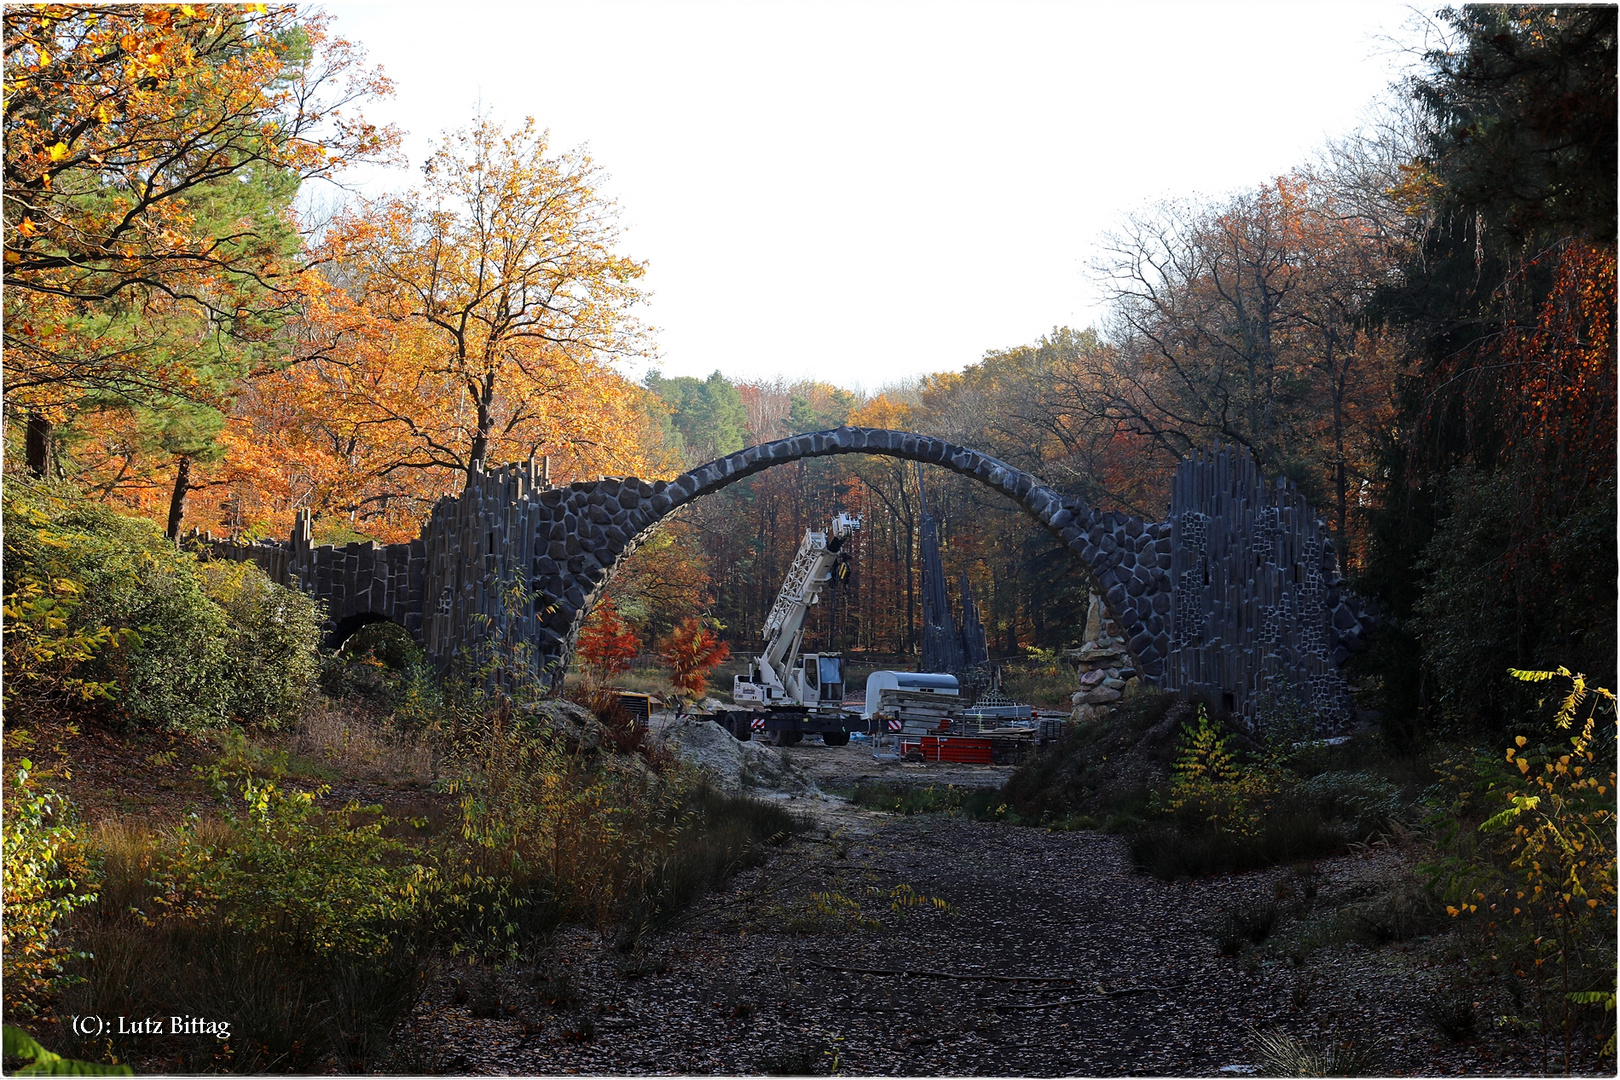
[457,427,1174,687]
[325,611,404,652]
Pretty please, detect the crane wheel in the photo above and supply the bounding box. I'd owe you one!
[771,729,803,747]
[821,730,851,747]
[729,716,752,742]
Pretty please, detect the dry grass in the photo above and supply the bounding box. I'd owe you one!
[88,817,238,914]
[289,700,436,786]
[1001,662,1076,709]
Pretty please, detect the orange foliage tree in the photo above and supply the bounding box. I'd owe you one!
[658,618,729,713]
[575,596,641,687]
[212,116,670,540]
[3,4,397,479]
[600,516,713,643]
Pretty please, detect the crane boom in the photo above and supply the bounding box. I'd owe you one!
[733,512,859,712]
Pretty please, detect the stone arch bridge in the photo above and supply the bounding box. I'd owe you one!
[198,428,1373,727]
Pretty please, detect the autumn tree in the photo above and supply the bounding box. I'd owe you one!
[3,4,396,485]
[575,596,640,687]
[1083,170,1412,562]
[307,116,649,485]
[659,617,729,714]
[602,516,713,643]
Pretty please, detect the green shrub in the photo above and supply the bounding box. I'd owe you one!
[1432,667,1617,1063]
[1,480,321,732]
[152,737,431,956]
[1294,771,1405,836]
[195,562,322,728]
[1,760,98,1017]
[57,739,431,1073]
[3,1025,130,1076]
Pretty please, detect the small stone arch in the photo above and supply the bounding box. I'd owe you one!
[324,611,404,652]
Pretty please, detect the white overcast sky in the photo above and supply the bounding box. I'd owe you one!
[319,1,1428,391]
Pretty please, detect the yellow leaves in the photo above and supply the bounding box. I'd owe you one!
[1516,735,1529,747]
[1509,666,1571,684]
[45,142,68,162]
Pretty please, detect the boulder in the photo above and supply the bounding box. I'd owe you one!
[1078,686,1123,706]
[523,699,607,754]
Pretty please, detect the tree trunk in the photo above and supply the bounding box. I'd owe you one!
[166,455,193,541]
[25,412,53,479]
[465,370,498,482]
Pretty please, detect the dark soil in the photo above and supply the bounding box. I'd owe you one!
[396,809,1582,1077]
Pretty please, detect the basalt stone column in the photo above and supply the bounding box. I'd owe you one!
[1164,446,1375,733]
[184,509,424,644]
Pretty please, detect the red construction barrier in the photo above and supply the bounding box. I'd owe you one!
[900,736,993,764]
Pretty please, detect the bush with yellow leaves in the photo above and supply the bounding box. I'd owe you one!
[1160,704,1277,835]
[1437,667,1616,1066]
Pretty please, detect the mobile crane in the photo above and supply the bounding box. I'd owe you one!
[724,512,862,746]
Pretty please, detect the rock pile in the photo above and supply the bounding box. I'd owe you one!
[652,718,819,797]
[1064,592,1142,723]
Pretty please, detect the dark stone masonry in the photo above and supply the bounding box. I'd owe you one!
[194,427,1374,730]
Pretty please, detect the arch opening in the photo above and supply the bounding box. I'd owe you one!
[557,427,1170,684]
[325,611,403,652]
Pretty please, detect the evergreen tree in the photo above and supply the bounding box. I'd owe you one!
[1360,5,1616,740]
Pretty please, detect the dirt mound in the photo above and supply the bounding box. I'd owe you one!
[1000,691,1195,821]
[652,718,819,796]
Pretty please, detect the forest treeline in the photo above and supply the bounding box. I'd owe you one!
[4,4,1614,742]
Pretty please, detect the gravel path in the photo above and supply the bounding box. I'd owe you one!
[401,801,1574,1077]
